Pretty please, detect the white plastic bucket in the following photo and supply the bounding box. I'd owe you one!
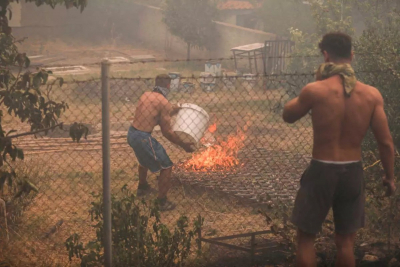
[173,103,210,144]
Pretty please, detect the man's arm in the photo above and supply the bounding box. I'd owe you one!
[170,103,182,116]
[159,102,195,152]
[282,85,314,124]
[370,91,396,195]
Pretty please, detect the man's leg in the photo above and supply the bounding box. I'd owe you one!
[158,167,172,199]
[137,165,151,196]
[138,164,148,185]
[157,167,176,211]
[295,229,317,267]
[334,233,356,267]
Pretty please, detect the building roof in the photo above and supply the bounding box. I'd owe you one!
[217,1,258,10]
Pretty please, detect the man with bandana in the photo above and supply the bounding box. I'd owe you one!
[128,74,195,211]
[283,32,396,267]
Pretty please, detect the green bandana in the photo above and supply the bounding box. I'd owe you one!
[316,63,357,97]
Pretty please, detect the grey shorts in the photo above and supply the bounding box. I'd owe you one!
[291,160,365,235]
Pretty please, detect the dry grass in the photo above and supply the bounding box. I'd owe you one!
[0,145,273,266]
[0,74,314,266]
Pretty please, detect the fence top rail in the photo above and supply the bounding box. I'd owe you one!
[32,51,400,69]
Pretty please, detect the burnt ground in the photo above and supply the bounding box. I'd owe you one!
[176,147,311,206]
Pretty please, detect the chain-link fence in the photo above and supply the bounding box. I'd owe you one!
[1,63,399,266]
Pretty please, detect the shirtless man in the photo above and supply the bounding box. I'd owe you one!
[127,74,195,211]
[283,32,396,267]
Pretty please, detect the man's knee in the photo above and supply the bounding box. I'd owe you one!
[139,164,148,170]
[161,166,172,171]
[297,229,316,243]
[160,167,172,176]
[335,233,356,250]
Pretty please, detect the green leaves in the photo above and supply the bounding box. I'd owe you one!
[14,53,30,68]
[0,32,68,194]
[287,0,356,72]
[66,187,202,266]
[32,70,52,88]
[0,170,16,191]
[21,0,87,11]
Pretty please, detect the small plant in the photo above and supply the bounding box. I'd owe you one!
[66,186,203,267]
[258,196,296,252]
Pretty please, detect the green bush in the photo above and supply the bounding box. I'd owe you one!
[66,186,203,267]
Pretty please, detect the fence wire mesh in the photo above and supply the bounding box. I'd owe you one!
[0,68,399,266]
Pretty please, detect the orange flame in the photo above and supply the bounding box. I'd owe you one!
[184,126,246,172]
[208,123,217,133]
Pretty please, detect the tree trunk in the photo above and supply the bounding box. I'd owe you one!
[187,43,191,61]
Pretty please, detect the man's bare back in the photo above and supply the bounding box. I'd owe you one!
[306,76,384,161]
[131,91,193,152]
[132,92,168,133]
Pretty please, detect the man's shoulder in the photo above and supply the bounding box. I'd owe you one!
[144,92,169,103]
[304,81,324,90]
[300,81,325,97]
[153,95,171,112]
[355,81,382,99]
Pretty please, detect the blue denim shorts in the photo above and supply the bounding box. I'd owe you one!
[127,126,173,173]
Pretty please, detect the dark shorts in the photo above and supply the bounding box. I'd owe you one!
[127,126,173,173]
[291,159,365,235]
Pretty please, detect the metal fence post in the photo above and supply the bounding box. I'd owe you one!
[101,59,112,267]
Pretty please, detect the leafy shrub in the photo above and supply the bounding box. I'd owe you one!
[66,186,203,267]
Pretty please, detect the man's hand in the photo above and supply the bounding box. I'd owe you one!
[182,142,196,153]
[383,177,396,197]
[171,103,182,116]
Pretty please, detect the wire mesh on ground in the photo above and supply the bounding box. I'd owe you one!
[0,70,399,266]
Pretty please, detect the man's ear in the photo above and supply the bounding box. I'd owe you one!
[350,50,355,61]
[323,51,330,62]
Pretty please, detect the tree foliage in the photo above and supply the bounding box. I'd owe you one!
[10,0,87,10]
[287,0,355,72]
[0,0,86,199]
[163,0,219,60]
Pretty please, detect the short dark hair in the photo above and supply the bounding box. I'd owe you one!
[318,32,352,59]
[155,74,171,88]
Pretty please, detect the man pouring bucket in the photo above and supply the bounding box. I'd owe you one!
[128,74,196,211]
